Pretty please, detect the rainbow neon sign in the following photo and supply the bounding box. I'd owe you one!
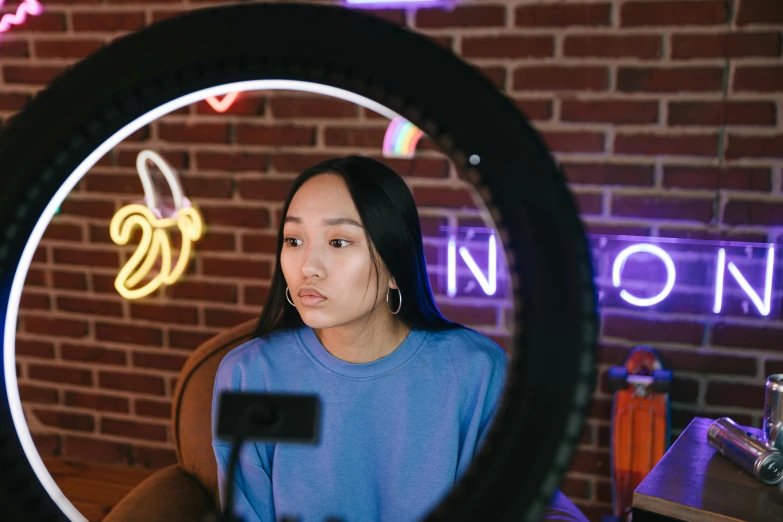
[0,0,42,34]
[383,117,424,158]
[437,229,780,317]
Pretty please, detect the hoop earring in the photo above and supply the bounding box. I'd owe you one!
[386,287,401,315]
[286,287,295,307]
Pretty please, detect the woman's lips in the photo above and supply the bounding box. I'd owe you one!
[298,287,326,306]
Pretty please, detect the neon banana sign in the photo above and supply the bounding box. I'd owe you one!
[109,150,203,300]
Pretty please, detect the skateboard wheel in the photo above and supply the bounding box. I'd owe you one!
[608,366,628,392]
[652,369,672,393]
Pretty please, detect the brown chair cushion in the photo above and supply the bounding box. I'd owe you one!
[171,318,257,503]
[103,464,214,522]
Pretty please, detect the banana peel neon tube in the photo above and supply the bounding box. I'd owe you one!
[109,150,203,300]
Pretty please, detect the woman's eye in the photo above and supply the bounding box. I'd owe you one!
[284,238,302,247]
[330,239,350,248]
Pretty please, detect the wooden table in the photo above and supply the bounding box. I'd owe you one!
[632,417,783,521]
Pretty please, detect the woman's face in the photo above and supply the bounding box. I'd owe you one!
[280,173,393,330]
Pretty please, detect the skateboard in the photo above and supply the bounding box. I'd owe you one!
[605,346,671,522]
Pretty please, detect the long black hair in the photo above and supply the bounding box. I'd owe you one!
[252,155,461,339]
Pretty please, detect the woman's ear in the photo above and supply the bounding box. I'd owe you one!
[389,278,398,290]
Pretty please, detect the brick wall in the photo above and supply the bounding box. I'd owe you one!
[2,0,782,520]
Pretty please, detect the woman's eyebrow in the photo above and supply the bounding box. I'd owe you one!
[284,216,363,228]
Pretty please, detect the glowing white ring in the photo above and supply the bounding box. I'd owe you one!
[3,80,401,522]
[612,243,676,307]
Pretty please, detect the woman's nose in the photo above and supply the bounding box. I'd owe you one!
[301,244,326,278]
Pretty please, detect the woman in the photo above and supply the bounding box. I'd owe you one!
[212,156,585,522]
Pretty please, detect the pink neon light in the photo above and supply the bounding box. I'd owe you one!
[0,0,43,34]
[714,247,775,316]
[205,92,239,113]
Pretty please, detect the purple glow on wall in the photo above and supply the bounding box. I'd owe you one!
[612,244,676,307]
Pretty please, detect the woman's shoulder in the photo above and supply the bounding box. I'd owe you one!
[215,328,301,379]
[425,326,508,368]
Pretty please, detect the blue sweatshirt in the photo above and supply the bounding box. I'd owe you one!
[212,325,507,522]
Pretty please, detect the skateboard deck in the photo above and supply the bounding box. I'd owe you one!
[607,346,671,522]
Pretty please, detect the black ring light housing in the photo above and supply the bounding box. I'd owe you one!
[0,3,598,522]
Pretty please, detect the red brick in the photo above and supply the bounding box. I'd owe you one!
[20,292,50,310]
[561,100,658,125]
[169,330,218,350]
[0,92,31,111]
[438,304,497,326]
[129,303,198,325]
[101,418,167,442]
[61,343,127,366]
[669,101,776,126]
[82,173,139,195]
[72,12,145,32]
[726,133,783,160]
[271,153,337,174]
[196,232,235,252]
[565,35,661,59]
[28,364,93,386]
[712,323,783,353]
[59,198,115,218]
[570,448,610,477]
[602,316,704,345]
[57,296,123,317]
[663,166,771,191]
[513,66,608,91]
[133,446,177,469]
[2,65,66,85]
[43,222,83,241]
[765,360,783,375]
[463,36,554,58]
[672,32,781,59]
[242,233,279,254]
[322,126,386,148]
[199,205,270,228]
[95,323,163,346]
[64,391,129,413]
[618,67,723,92]
[15,340,55,359]
[16,12,67,32]
[166,281,237,303]
[24,316,88,338]
[34,409,94,432]
[412,187,476,209]
[0,40,29,58]
[237,179,295,202]
[204,308,260,328]
[196,151,268,172]
[135,399,172,420]
[19,385,59,404]
[416,6,505,28]
[614,133,717,157]
[31,247,47,263]
[32,433,61,457]
[564,163,654,186]
[63,436,130,465]
[738,0,783,25]
[270,96,358,119]
[706,382,765,409]
[235,124,315,146]
[595,480,613,504]
[99,371,165,395]
[541,131,605,153]
[116,147,185,167]
[734,66,783,92]
[159,123,229,144]
[34,39,104,59]
[381,157,451,179]
[201,257,272,279]
[612,195,714,222]
[132,351,188,372]
[52,247,118,268]
[621,1,727,26]
[560,476,590,500]
[515,3,611,27]
[244,285,271,306]
[724,200,783,226]
[512,99,553,121]
[658,349,756,376]
[574,193,603,215]
[181,177,234,200]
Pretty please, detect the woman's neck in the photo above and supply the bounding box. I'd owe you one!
[314,310,411,364]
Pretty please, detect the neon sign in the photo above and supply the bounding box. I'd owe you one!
[383,116,424,158]
[206,92,239,113]
[109,150,203,300]
[0,0,42,34]
[436,228,780,317]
